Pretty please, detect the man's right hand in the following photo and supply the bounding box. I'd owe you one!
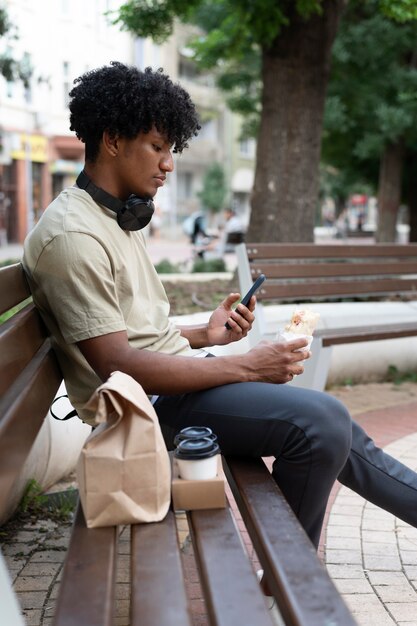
[246,337,311,384]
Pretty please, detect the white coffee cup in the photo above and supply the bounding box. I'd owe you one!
[174,437,220,480]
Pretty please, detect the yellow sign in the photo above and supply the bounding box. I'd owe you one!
[11,133,48,163]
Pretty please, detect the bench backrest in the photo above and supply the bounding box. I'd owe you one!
[0,263,62,519]
[240,242,417,301]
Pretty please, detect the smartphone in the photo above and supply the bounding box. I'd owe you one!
[225,273,266,329]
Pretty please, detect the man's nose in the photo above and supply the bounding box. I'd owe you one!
[161,152,174,172]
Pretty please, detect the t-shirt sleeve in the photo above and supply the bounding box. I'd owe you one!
[33,231,126,343]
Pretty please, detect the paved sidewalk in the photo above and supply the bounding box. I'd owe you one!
[1,382,416,625]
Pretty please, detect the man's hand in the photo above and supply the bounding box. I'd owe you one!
[206,293,256,346]
[246,337,311,384]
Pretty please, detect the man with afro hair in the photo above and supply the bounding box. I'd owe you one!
[23,62,417,559]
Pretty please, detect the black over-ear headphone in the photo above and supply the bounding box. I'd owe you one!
[76,170,155,231]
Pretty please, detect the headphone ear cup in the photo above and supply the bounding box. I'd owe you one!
[117,196,155,231]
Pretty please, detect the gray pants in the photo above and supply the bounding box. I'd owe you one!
[154,382,417,548]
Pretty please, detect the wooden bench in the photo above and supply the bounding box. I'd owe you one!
[236,242,417,390]
[0,262,356,626]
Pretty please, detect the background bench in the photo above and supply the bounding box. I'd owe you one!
[0,262,356,625]
[236,242,417,390]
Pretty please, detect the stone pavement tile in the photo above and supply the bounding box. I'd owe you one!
[375,584,417,602]
[29,550,66,563]
[363,542,400,557]
[325,536,361,551]
[362,518,396,532]
[14,575,54,592]
[364,554,402,570]
[325,549,363,565]
[404,565,417,579]
[16,590,46,609]
[333,578,373,594]
[362,530,398,544]
[330,504,365,517]
[327,513,362,527]
[326,564,367,579]
[22,609,42,625]
[20,561,61,577]
[385,603,417,622]
[402,552,417,566]
[342,594,395,625]
[326,525,361,539]
[398,538,417,552]
[367,571,410,585]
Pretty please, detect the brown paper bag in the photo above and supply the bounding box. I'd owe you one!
[76,371,171,528]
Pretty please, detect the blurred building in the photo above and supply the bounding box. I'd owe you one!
[0,2,255,244]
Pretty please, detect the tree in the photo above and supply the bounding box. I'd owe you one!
[323,2,417,241]
[115,0,345,242]
[198,162,227,215]
[0,7,32,86]
[115,0,417,243]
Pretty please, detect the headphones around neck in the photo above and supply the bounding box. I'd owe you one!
[76,170,155,231]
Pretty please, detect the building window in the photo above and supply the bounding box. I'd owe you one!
[63,61,70,107]
[22,52,32,104]
[239,138,255,158]
[198,118,217,141]
[177,172,193,200]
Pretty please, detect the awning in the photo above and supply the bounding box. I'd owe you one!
[50,159,83,175]
[231,168,254,193]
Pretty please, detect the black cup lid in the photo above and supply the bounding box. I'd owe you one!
[173,437,220,461]
[173,426,217,447]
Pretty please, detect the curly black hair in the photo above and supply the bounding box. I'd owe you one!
[69,61,201,162]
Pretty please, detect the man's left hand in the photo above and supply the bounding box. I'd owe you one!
[206,293,255,346]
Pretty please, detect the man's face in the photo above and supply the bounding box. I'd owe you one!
[115,128,174,200]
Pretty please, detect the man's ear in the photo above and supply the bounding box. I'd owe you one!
[102,129,119,157]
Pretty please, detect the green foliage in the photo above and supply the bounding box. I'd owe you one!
[192,257,227,272]
[380,0,417,21]
[0,7,32,86]
[198,162,227,213]
[154,258,182,273]
[114,0,323,135]
[386,364,417,384]
[19,479,48,515]
[323,1,417,194]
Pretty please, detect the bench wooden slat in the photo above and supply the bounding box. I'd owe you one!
[224,457,356,626]
[315,321,417,346]
[130,511,192,626]
[259,277,417,300]
[0,304,47,397]
[246,243,417,260]
[0,340,62,514]
[53,503,118,626]
[188,507,272,626]
[250,261,417,279]
[0,263,31,315]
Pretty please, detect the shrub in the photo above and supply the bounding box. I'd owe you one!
[192,258,227,273]
[154,258,182,274]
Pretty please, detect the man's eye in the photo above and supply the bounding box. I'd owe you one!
[153,144,162,152]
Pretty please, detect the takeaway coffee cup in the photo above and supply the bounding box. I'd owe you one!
[174,437,220,480]
[173,426,217,448]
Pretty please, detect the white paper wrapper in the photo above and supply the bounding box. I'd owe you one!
[275,330,313,379]
[275,329,313,351]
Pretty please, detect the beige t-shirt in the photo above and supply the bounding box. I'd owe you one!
[23,187,193,424]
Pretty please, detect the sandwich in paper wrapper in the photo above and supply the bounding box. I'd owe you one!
[276,308,320,352]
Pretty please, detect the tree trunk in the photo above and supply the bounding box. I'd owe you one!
[248,0,346,243]
[407,151,417,243]
[376,141,404,243]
